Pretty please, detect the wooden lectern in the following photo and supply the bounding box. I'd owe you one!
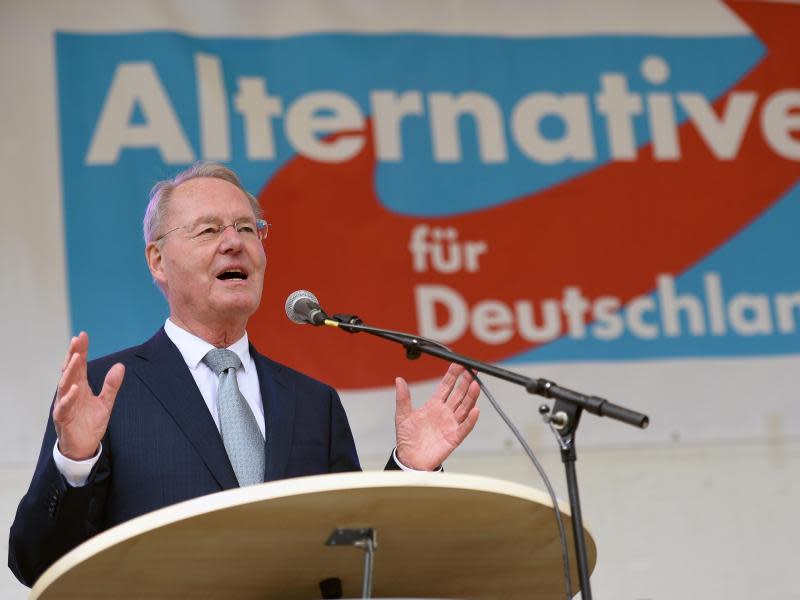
[30,472,595,599]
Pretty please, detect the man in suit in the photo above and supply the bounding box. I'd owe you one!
[9,163,480,587]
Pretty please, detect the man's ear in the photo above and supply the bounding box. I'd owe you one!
[145,242,168,290]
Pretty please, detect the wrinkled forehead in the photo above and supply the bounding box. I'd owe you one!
[167,177,257,223]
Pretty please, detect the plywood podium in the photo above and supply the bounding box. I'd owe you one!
[30,472,595,599]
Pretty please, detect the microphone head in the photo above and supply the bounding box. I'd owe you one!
[285,289,322,325]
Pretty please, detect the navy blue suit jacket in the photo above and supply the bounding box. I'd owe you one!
[9,328,381,586]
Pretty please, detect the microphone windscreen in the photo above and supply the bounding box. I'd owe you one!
[285,289,320,324]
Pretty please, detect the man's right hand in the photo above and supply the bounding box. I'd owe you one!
[53,332,125,461]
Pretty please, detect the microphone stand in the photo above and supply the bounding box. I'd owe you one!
[324,316,649,599]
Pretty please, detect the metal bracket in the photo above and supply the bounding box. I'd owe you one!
[325,528,377,598]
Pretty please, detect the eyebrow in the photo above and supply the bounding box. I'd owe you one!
[187,214,256,228]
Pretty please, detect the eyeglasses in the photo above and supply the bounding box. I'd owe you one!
[156,219,270,243]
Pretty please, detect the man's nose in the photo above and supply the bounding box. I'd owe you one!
[218,224,245,251]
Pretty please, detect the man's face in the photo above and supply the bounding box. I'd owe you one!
[147,177,267,329]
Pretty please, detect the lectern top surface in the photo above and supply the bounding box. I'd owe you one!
[32,471,595,600]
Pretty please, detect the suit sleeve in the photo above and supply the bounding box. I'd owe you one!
[8,397,111,588]
[326,386,362,473]
[324,386,412,472]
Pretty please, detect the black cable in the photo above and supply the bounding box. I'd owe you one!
[395,331,574,599]
[468,369,573,600]
[329,319,575,597]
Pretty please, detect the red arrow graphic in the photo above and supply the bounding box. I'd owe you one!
[250,0,800,389]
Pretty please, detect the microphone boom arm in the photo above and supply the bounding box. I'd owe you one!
[323,318,649,429]
[324,315,650,599]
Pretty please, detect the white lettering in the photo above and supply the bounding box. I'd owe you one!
[658,274,705,336]
[704,271,727,335]
[86,53,800,166]
[234,77,283,160]
[371,90,424,161]
[409,224,431,273]
[626,296,659,339]
[729,293,773,335]
[415,284,468,343]
[596,74,642,160]
[408,225,487,273]
[563,286,590,339]
[641,56,680,159]
[284,92,365,162]
[761,90,800,160]
[429,227,463,274]
[511,94,596,163]
[430,92,507,163]
[195,53,230,161]
[592,296,624,340]
[776,292,800,333]
[472,300,514,344]
[516,300,561,342]
[677,92,757,159]
[86,62,194,165]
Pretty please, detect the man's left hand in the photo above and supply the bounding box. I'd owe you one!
[394,363,480,471]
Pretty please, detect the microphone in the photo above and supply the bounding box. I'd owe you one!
[285,290,329,326]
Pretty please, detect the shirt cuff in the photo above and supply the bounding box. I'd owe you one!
[392,448,443,472]
[52,441,102,488]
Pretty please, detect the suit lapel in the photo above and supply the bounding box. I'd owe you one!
[133,329,239,490]
[252,347,295,482]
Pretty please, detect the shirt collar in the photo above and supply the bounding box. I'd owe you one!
[164,318,252,373]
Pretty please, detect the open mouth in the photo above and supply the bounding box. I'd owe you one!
[216,269,248,281]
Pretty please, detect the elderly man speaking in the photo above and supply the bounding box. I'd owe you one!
[9,162,480,587]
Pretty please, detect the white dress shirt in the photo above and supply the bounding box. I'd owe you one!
[162,319,265,438]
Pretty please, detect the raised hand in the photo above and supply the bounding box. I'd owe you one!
[394,363,480,471]
[53,332,125,461]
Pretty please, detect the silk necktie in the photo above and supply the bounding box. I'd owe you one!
[202,348,265,486]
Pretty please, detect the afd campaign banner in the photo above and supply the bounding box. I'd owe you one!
[58,2,799,380]
[4,0,789,453]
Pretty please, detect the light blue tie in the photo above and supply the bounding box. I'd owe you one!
[202,348,265,486]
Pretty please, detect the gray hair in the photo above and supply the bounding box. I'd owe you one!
[143,162,262,244]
